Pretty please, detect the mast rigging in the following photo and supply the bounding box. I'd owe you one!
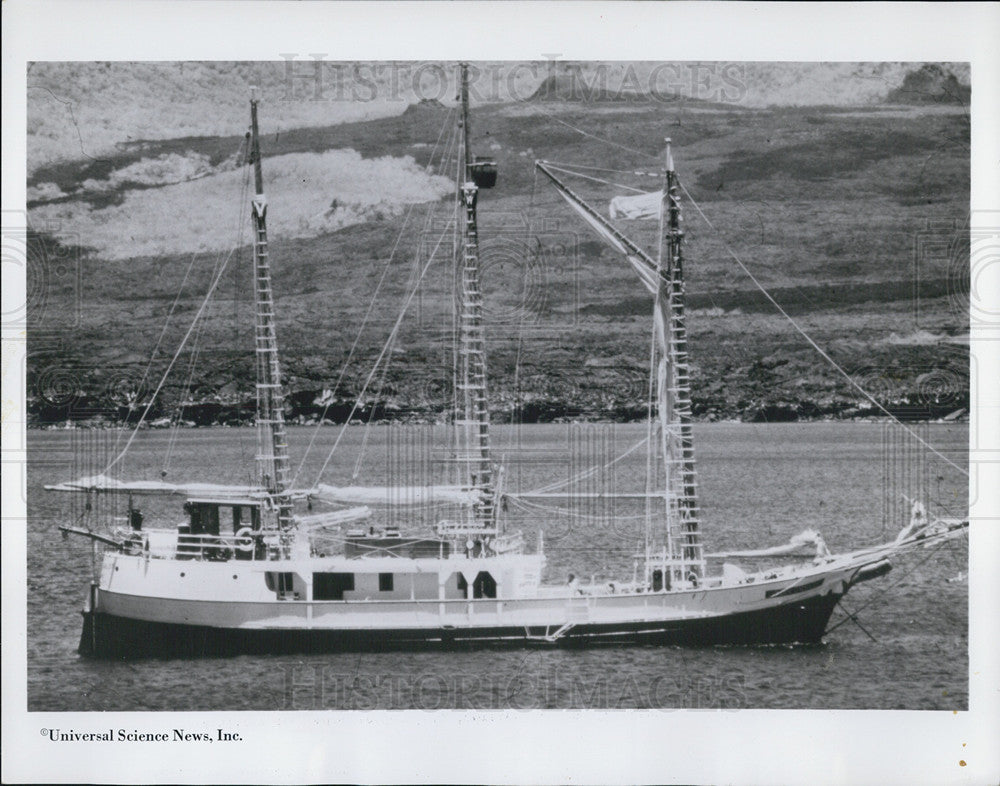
[534,152,704,581]
[249,87,292,532]
[454,63,497,533]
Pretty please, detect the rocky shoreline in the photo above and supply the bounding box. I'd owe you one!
[27,387,968,428]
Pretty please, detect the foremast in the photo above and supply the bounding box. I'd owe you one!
[658,140,703,582]
[453,63,497,535]
[248,88,292,534]
[534,141,704,584]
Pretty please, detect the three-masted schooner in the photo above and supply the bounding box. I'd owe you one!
[50,65,967,657]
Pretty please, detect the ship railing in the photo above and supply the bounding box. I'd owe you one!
[118,528,279,561]
[435,521,499,537]
[493,530,525,554]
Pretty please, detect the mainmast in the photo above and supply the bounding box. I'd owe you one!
[248,88,292,531]
[658,140,703,581]
[455,63,496,532]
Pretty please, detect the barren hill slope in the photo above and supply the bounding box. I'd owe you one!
[26,63,970,426]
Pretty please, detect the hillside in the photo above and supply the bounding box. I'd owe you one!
[25,63,970,426]
[26,61,969,174]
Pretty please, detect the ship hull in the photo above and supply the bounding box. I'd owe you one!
[79,590,842,658]
[72,545,887,658]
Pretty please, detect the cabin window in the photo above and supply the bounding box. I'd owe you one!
[455,573,496,598]
[230,505,261,533]
[265,572,295,594]
[473,571,497,599]
[313,572,355,601]
[378,573,394,592]
[185,503,220,536]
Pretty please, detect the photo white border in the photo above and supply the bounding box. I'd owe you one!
[3,2,999,783]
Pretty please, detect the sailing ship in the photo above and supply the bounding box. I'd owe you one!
[50,65,968,657]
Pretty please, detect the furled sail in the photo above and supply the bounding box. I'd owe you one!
[294,506,371,529]
[705,529,831,559]
[556,189,629,255]
[312,484,484,506]
[609,190,664,221]
[45,474,266,497]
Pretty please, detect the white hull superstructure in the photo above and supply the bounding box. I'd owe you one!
[83,548,859,652]
[72,518,965,656]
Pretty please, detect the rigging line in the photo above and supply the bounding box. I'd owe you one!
[348,123,460,481]
[165,251,229,456]
[290,200,418,485]
[823,539,950,636]
[166,163,253,475]
[833,598,879,643]
[292,108,457,486]
[508,492,629,513]
[313,216,456,485]
[653,201,798,522]
[112,163,252,463]
[522,435,651,495]
[533,105,659,161]
[643,201,673,559]
[541,163,647,194]
[429,105,458,176]
[502,165,539,452]
[505,495,647,522]
[677,178,969,479]
[645,264,660,553]
[356,208,448,483]
[232,165,254,482]
[164,233,235,471]
[162,312,206,473]
[103,245,240,475]
[352,115,458,481]
[928,493,962,520]
[109,252,200,461]
[351,327,397,481]
[535,160,661,178]
[649,166,669,551]
[119,250,199,424]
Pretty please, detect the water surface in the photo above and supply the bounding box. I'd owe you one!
[26,422,968,710]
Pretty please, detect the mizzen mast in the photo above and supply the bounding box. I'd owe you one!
[248,88,292,531]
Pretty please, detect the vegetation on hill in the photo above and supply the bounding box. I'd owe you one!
[25,63,970,426]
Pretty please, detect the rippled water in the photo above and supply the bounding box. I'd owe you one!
[26,422,968,710]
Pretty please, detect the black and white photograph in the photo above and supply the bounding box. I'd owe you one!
[3,3,998,784]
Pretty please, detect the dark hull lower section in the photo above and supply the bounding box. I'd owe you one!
[80,593,842,658]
